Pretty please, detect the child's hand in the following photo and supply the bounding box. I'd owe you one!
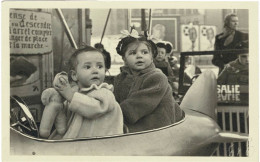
[53,72,75,101]
[53,72,69,89]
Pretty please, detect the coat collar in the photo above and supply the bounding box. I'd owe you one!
[120,63,156,76]
[79,83,114,93]
[230,59,248,71]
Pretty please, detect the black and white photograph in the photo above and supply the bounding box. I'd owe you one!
[2,1,259,161]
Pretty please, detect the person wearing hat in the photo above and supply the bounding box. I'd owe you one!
[154,41,174,78]
[217,49,248,85]
[212,13,248,73]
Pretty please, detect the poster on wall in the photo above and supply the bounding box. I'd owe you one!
[10,9,53,97]
[181,24,199,52]
[130,17,179,52]
[9,9,52,54]
[199,25,217,51]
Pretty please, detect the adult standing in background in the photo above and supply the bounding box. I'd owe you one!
[212,13,248,74]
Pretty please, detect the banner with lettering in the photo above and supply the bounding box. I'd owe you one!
[9,9,52,54]
[217,85,249,104]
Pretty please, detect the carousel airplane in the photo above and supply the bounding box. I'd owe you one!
[10,70,248,156]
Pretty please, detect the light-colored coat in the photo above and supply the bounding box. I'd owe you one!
[62,83,123,139]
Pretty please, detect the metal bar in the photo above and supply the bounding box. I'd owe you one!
[178,54,186,94]
[78,9,86,45]
[217,106,248,112]
[148,9,152,34]
[230,111,233,132]
[237,112,241,132]
[238,143,242,156]
[216,148,220,156]
[128,9,131,31]
[180,49,248,56]
[222,111,226,130]
[224,143,227,156]
[42,55,47,88]
[229,111,234,156]
[237,112,242,156]
[45,72,47,89]
[59,29,65,71]
[246,141,249,156]
[50,52,53,83]
[222,111,227,156]
[47,54,50,87]
[85,9,91,45]
[100,9,111,44]
[244,111,249,157]
[141,9,146,31]
[244,111,248,133]
[56,9,78,49]
[229,140,234,156]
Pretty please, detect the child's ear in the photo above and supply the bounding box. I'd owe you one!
[70,70,78,82]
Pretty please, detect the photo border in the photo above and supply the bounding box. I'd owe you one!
[2,1,259,162]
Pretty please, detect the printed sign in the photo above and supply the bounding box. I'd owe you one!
[218,93,241,102]
[199,25,217,51]
[217,85,241,94]
[9,9,52,54]
[130,17,179,52]
[217,85,249,103]
[181,25,199,52]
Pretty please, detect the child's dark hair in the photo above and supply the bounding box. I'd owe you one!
[116,34,158,58]
[94,43,104,49]
[156,42,173,53]
[68,45,105,82]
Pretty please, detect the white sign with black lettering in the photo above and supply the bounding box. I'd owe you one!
[9,9,52,54]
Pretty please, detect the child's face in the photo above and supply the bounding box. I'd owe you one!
[156,47,166,62]
[71,51,105,88]
[123,42,153,72]
[238,54,248,66]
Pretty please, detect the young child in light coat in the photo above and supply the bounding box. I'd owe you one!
[40,46,123,139]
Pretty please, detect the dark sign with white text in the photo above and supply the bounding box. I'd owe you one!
[217,85,248,105]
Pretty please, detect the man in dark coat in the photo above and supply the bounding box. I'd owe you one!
[212,13,248,73]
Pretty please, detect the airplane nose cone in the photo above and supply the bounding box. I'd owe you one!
[180,70,217,119]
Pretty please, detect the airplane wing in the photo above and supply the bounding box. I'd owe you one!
[215,132,248,142]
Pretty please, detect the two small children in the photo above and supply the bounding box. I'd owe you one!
[40,29,182,138]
